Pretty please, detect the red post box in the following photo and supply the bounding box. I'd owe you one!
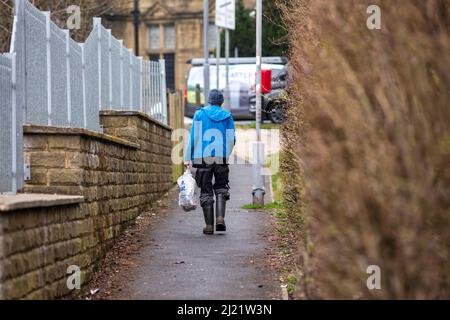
[261,69,272,94]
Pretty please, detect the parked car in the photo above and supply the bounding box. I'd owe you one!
[263,88,288,124]
[184,57,288,120]
[249,64,289,124]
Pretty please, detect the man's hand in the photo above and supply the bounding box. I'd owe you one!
[184,161,191,170]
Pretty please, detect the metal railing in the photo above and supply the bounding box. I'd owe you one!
[0,0,168,194]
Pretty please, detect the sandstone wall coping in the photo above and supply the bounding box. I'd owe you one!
[99,110,173,131]
[23,124,140,150]
[0,194,84,212]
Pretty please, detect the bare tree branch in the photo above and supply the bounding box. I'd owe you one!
[0,0,126,52]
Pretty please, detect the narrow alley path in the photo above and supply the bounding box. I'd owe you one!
[107,163,280,300]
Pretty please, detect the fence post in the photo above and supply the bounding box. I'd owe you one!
[148,62,151,115]
[157,62,160,119]
[153,62,157,119]
[142,60,146,114]
[150,62,154,117]
[107,29,112,109]
[139,57,143,112]
[81,43,87,128]
[11,53,17,193]
[158,62,162,121]
[94,17,102,110]
[155,62,159,119]
[159,59,167,124]
[14,0,26,126]
[150,63,152,115]
[168,92,174,128]
[44,11,52,126]
[64,30,72,125]
[145,61,148,114]
[129,49,133,110]
[119,40,124,109]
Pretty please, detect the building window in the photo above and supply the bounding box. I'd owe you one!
[149,54,160,62]
[149,25,160,50]
[148,24,176,91]
[164,53,175,91]
[164,25,176,50]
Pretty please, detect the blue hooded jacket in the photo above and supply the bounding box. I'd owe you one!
[184,105,236,163]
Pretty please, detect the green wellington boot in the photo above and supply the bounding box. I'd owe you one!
[202,204,214,235]
[215,194,226,232]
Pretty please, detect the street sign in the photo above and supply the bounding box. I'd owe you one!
[215,0,235,30]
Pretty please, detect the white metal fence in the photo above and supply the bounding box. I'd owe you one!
[0,53,23,194]
[0,0,168,194]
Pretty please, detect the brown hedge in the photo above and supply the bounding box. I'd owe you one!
[281,0,450,299]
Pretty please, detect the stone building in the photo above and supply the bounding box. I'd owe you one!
[105,0,256,92]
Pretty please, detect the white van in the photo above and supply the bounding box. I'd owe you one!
[184,57,288,120]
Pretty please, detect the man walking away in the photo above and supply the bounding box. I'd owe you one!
[184,89,236,235]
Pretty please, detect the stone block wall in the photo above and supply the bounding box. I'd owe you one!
[0,111,173,299]
[99,110,173,197]
[0,199,89,299]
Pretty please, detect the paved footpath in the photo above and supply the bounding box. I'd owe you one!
[110,163,280,300]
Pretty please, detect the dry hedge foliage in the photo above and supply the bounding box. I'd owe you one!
[281,0,450,299]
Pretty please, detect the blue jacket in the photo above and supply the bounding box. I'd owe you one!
[184,105,236,163]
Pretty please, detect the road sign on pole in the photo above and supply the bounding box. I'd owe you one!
[215,0,235,30]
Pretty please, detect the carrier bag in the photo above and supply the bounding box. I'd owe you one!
[177,169,198,212]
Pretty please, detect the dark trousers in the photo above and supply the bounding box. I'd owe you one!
[194,163,230,207]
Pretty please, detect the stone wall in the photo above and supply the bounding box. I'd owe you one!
[99,110,173,193]
[0,196,86,299]
[0,111,173,299]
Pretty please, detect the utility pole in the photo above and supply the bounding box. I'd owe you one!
[224,28,230,111]
[132,0,140,56]
[215,0,234,111]
[216,26,221,90]
[203,0,210,102]
[252,0,265,205]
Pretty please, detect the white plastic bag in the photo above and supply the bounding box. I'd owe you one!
[177,169,198,212]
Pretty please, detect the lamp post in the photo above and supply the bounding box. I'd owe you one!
[132,0,140,56]
[203,0,210,101]
[252,0,265,205]
[224,28,230,111]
